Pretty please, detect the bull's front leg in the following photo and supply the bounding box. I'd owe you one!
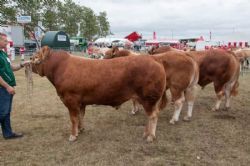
[69,109,80,142]
[131,99,140,115]
[63,95,82,142]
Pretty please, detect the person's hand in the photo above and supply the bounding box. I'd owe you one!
[20,60,31,67]
[6,86,15,95]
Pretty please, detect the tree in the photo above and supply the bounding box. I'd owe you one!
[57,0,83,36]
[80,7,99,41]
[41,0,61,31]
[0,0,17,25]
[97,12,110,37]
[1,0,110,41]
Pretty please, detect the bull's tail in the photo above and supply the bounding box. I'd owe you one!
[227,51,240,97]
[231,56,240,96]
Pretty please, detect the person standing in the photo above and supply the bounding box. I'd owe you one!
[0,32,29,139]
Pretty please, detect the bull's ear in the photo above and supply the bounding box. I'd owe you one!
[111,47,115,55]
[148,47,154,54]
[41,46,51,60]
[112,46,119,56]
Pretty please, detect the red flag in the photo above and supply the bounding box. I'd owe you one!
[153,31,156,40]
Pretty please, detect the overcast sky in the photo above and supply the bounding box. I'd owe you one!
[74,0,250,41]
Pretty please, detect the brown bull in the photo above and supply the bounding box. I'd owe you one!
[187,50,240,111]
[151,47,240,111]
[104,46,140,59]
[234,49,250,71]
[30,46,166,142]
[104,47,199,124]
[152,51,199,124]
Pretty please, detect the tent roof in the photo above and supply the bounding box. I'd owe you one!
[95,37,132,44]
[146,39,179,44]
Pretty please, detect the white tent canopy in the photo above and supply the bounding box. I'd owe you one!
[94,37,133,47]
[146,39,179,44]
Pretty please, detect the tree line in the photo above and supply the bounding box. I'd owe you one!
[1,0,110,40]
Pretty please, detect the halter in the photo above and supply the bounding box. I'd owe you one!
[31,57,43,75]
[33,63,41,75]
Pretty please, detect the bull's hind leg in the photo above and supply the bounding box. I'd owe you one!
[224,81,235,111]
[78,105,86,134]
[169,88,185,124]
[212,82,224,111]
[147,110,159,142]
[143,100,161,142]
[183,85,198,122]
[144,108,160,143]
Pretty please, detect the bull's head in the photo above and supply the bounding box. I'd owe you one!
[31,46,51,64]
[30,46,51,76]
[111,46,120,58]
[103,46,119,59]
[148,45,158,55]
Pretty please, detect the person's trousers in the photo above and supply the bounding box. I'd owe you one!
[0,87,14,138]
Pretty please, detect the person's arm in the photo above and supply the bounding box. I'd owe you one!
[0,76,15,94]
[11,61,30,71]
[11,63,23,71]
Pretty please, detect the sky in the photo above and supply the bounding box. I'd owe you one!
[74,0,250,41]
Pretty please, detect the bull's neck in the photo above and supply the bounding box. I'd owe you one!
[44,52,69,85]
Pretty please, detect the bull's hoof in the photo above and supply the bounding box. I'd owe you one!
[131,110,136,115]
[223,107,230,111]
[69,135,77,142]
[169,119,177,124]
[114,105,121,110]
[131,110,139,115]
[146,135,156,143]
[183,116,191,122]
[211,107,219,112]
[143,132,149,139]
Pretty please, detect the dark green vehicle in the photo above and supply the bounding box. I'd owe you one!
[70,37,88,52]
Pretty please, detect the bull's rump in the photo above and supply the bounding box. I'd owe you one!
[54,55,166,106]
[151,51,198,89]
[188,50,240,87]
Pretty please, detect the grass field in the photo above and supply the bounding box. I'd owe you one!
[0,58,250,166]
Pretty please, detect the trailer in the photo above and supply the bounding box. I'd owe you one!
[0,25,25,59]
[0,25,24,47]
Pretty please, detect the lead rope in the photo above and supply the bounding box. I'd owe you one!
[25,63,34,117]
